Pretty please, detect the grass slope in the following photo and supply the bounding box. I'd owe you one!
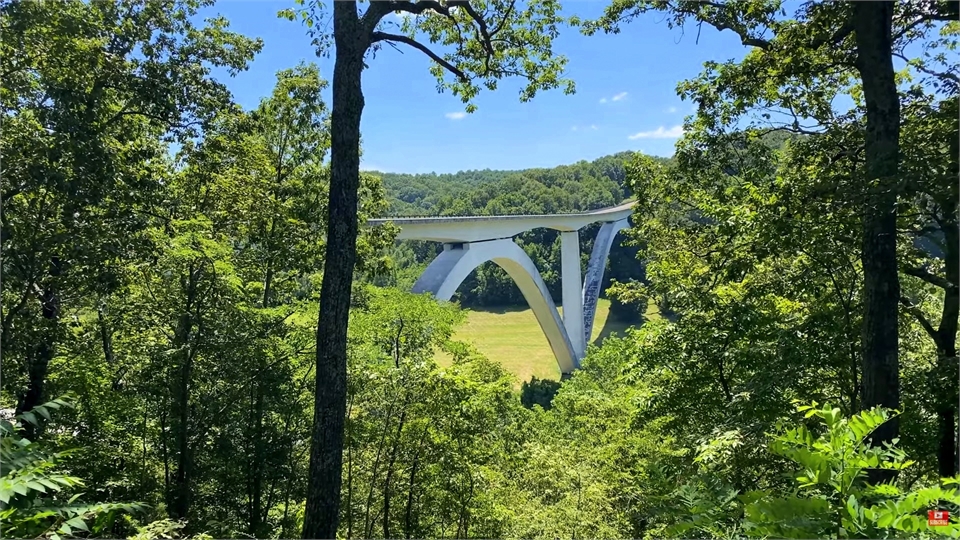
[440,298,659,384]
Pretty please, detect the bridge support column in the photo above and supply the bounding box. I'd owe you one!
[560,231,585,359]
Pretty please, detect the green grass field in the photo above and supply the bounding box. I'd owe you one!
[290,294,656,386]
[438,298,659,384]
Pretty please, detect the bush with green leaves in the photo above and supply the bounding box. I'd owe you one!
[0,397,144,539]
[669,402,960,539]
[124,518,214,540]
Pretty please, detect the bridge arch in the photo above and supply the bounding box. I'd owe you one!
[581,218,630,344]
[367,200,637,374]
[411,239,579,373]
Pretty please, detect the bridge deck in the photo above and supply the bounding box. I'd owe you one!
[367,200,635,243]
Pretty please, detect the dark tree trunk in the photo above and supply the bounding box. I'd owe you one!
[382,409,407,539]
[938,398,957,478]
[853,2,902,464]
[161,406,171,493]
[16,256,62,441]
[302,3,367,538]
[250,261,275,537]
[403,432,424,539]
[168,267,199,521]
[170,312,194,520]
[345,399,355,540]
[250,376,266,537]
[935,157,959,478]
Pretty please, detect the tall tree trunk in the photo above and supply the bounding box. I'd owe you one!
[161,406,171,494]
[170,313,194,520]
[97,301,115,366]
[853,2,901,461]
[345,399,355,540]
[249,375,266,537]
[16,256,62,440]
[936,188,959,478]
[362,400,395,539]
[382,409,407,539]
[169,267,199,521]
[937,352,958,478]
[302,3,366,538]
[403,431,424,539]
[250,259,275,538]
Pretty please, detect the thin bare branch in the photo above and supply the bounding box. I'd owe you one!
[902,265,956,290]
[899,295,942,345]
[370,31,469,82]
[447,0,495,55]
[893,10,957,42]
[893,52,960,84]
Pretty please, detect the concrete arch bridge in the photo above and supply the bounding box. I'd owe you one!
[366,201,635,374]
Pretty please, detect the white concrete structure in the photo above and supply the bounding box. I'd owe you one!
[367,201,635,374]
[581,219,631,344]
[560,230,585,357]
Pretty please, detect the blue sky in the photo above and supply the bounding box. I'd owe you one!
[196,1,752,174]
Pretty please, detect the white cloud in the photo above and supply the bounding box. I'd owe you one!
[571,126,578,131]
[590,124,598,130]
[445,111,467,120]
[666,106,678,113]
[628,125,685,140]
[600,92,627,104]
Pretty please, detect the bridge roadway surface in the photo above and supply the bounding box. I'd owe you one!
[366,200,636,243]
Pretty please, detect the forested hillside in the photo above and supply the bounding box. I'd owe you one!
[2,1,959,540]
[375,151,636,217]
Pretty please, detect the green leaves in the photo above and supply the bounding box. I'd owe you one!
[1,0,263,473]
[282,0,575,111]
[0,396,147,539]
[669,403,960,538]
[340,286,526,539]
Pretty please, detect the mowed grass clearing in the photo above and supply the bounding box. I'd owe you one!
[438,298,659,384]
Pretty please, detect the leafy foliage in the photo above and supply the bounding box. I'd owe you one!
[0,397,146,540]
[669,403,960,539]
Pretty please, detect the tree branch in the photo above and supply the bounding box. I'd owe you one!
[489,0,516,38]
[667,1,772,50]
[899,295,942,345]
[378,0,450,17]
[893,52,960,84]
[893,9,958,42]
[809,18,855,50]
[714,22,771,49]
[370,31,469,82]
[448,0,495,55]
[364,0,458,33]
[902,265,956,291]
